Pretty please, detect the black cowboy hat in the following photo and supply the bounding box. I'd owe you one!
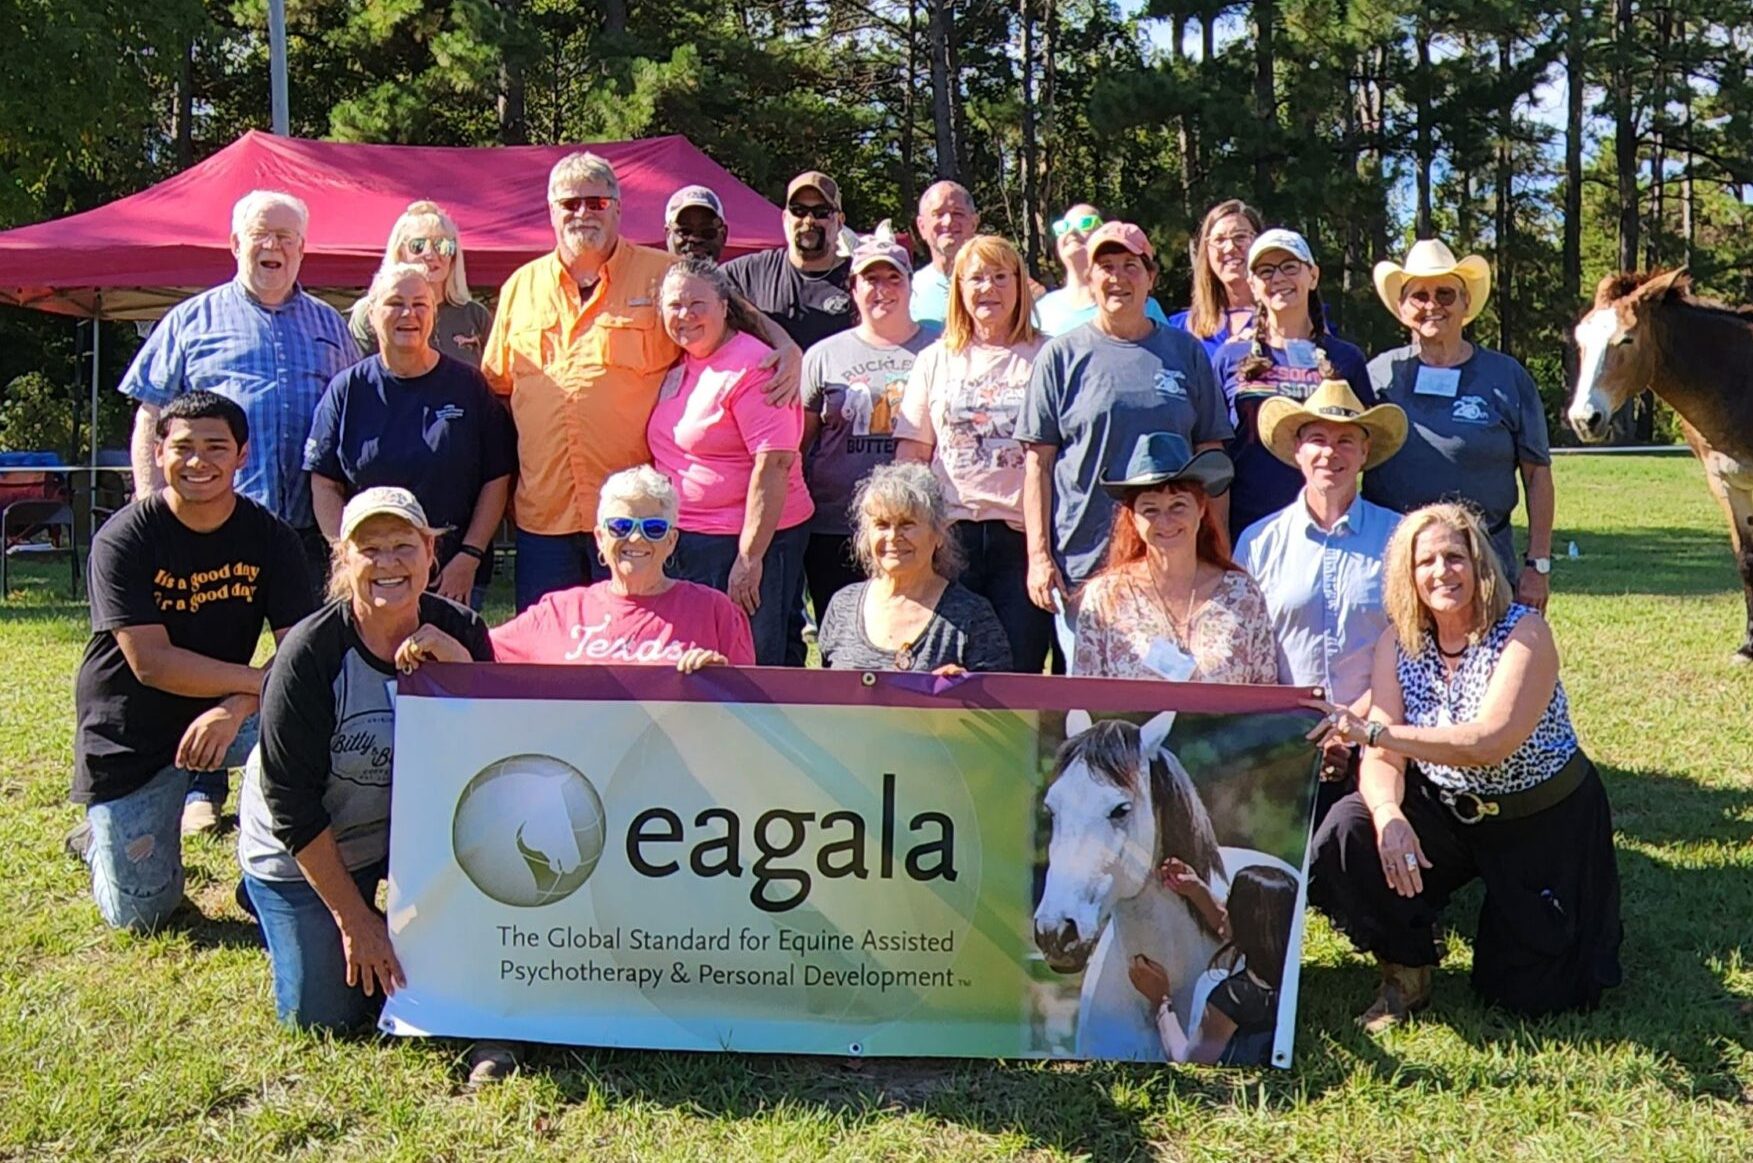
[1099,432,1234,500]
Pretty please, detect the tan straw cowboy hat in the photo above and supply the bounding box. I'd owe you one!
[1257,379,1408,470]
[1372,238,1491,324]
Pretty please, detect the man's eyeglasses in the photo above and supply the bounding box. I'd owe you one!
[553,195,617,214]
[1052,212,1102,239]
[787,203,837,221]
[1406,286,1460,306]
[602,516,672,541]
[1251,259,1306,281]
[405,237,458,258]
[244,229,301,248]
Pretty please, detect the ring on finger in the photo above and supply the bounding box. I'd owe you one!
[1402,852,1418,869]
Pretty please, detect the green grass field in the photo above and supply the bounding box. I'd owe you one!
[3,455,1749,1162]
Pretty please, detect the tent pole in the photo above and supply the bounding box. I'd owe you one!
[269,0,290,135]
[89,298,101,535]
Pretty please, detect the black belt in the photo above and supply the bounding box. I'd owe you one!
[1433,750,1589,825]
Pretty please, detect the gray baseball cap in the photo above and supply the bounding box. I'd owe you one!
[664,185,724,224]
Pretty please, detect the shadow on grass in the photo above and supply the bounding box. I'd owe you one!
[1554,526,1743,597]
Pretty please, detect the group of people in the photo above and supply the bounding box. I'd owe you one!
[66,160,1621,1080]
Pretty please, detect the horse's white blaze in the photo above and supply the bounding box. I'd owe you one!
[1033,763,1155,956]
[1569,307,1619,439]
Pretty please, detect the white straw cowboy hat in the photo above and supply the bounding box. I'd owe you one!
[1258,379,1408,471]
[1372,239,1491,324]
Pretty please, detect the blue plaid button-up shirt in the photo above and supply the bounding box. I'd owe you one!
[120,279,354,529]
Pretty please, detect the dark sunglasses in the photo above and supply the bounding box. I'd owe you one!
[1052,211,1102,239]
[553,195,617,214]
[602,516,672,541]
[787,202,837,221]
[404,236,458,258]
[1407,286,1460,306]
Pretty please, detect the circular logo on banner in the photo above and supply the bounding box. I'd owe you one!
[452,754,608,907]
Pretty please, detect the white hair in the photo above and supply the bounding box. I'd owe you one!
[597,466,678,526]
[918,180,975,216]
[366,262,437,307]
[548,151,620,200]
[381,200,472,307]
[231,190,309,237]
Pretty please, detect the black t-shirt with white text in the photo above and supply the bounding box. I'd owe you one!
[72,494,313,805]
[721,247,856,351]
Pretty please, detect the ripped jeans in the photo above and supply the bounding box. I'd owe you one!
[83,719,258,932]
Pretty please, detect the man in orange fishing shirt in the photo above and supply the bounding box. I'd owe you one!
[485,151,801,610]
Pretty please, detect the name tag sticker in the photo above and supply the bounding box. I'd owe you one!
[1414,366,1461,398]
[628,296,652,307]
[1142,637,1197,682]
[1283,339,1319,369]
[657,365,685,402]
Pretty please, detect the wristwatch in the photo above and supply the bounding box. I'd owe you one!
[1524,556,1551,575]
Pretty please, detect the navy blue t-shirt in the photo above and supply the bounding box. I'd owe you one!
[304,354,516,568]
[1210,334,1373,541]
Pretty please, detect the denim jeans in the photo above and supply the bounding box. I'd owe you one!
[84,716,259,932]
[670,524,809,666]
[244,860,389,1031]
[950,520,1054,674]
[514,528,606,612]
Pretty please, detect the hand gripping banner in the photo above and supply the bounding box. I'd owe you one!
[381,665,1320,1067]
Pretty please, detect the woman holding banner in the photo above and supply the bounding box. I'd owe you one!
[1304,502,1620,1031]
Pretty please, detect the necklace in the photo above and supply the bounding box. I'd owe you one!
[1436,637,1468,660]
[1140,566,1200,646]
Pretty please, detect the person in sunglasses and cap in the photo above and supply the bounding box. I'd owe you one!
[664,185,728,263]
[721,170,857,351]
[1033,204,1170,337]
[1070,432,1275,683]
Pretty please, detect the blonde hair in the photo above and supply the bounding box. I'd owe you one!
[942,235,1039,353]
[1382,502,1512,653]
[1185,199,1263,339]
[325,515,442,604]
[382,200,472,307]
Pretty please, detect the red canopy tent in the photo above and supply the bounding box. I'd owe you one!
[0,130,784,320]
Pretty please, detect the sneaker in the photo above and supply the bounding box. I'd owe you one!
[63,819,92,862]
[465,1040,524,1088]
[181,799,219,837]
[1357,961,1432,1034]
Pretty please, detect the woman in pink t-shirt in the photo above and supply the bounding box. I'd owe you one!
[413,467,754,670]
[648,259,813,666]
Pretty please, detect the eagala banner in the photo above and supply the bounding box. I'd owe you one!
[381,666,1319,1067]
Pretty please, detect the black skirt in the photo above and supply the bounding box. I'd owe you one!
[1308,753,1623,1017]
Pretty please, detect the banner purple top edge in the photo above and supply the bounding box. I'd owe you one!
[398,663,1321,715]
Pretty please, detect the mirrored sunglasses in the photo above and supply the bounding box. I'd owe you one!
[1052,211,1102,239]
[553,195,617,214]
[602,516,672,541]
[405,236,458,258]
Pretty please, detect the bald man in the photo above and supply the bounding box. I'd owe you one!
[909,181,979,324]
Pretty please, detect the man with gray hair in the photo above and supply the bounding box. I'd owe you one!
[909,180,979,324]
[118,188,352,833]
[484,151,801,612]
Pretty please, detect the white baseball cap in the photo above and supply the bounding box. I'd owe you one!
[339,486,434,541]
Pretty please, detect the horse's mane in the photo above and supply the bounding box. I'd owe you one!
[1056,720,1225,913]
[1594,269,1753,323]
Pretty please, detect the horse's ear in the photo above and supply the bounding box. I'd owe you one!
[1140,711,1176,755]
[1594,272,1643,309]
[1065,709,1092,737]
[1638,267,1691,302]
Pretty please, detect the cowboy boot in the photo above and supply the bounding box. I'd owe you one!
[1357,960,1432,1033]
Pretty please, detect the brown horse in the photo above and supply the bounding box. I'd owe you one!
[1568,269,1753,661]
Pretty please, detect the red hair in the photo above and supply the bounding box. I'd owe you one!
[1102,482,1240,572]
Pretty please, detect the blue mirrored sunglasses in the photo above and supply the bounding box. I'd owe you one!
[602,516,672,541]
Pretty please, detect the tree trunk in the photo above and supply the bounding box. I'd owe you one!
[901,0,919,219]
[1040,0,1056,219]
[1613,0,1639,272]
[173,35,194,168]
[1252,0,1276,206]
[495,0,529,146]
[1645,8,1670,271]
[1494,35,1516,360]
[929,0,959,180]
[1415,25,1434,238]
[1173,7,1196,219]
[601,0,626,35]
[1020,0,1041,276]
[1680,18,1694,267]
[1562,0,1583,314]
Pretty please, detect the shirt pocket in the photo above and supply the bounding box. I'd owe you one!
[593,308,664,373]
[507,305,561,383]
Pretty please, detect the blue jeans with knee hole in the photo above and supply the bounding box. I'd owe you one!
[244,860,389,1031]
[84,716,259,931]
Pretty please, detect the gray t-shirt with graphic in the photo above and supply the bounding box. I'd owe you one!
[801,323,942,535]
[1015,322,1231,584]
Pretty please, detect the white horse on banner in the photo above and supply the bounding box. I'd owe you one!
[1032,710,1295,1060]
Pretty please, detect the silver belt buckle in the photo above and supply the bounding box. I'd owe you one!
[1442,789,1499,825]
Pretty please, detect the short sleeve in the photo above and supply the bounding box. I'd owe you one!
[1330,339,1376,406]
[1015,344,1064,446]
[716,598,756,666]
[954,589,1013,673]
[816,585,859,669]
[727,363,802,456]
[264,519,316,631]
[1183,338,1234,444]
[489,595,563,663]
[348,298,378,356]
[894,345,941,446]
[800,340,829,412]
[1145,297,1170,325]
[1508,360,1552,465]
[117,313,187,408]
[86,513,161,633]
[303,374,347,478]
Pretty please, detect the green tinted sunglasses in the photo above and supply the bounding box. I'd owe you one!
[1052,212,1102,239]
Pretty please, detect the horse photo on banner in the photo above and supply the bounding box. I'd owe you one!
[381,667,1319,1068]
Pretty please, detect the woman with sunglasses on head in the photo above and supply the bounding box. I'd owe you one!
[1212,229,1375,540]
[414,466,752,670]
[1034,204,1171,337]
[1167,200,1264,358]
[349,201,493,366]
[1359,240,1554,613]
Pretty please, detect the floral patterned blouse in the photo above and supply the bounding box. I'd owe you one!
[1072,563,1278,683]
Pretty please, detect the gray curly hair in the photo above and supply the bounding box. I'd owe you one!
[850,462,964,579]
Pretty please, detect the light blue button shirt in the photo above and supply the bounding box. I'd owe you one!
[1234,491,1401,704]
[909,264,952,323]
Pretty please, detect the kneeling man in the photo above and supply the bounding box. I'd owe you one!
[1235,378,1407,818]
[71,391,313,931]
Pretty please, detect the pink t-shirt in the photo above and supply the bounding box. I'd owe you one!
[895,337,1042,530]
[646,330,814,536]
[490,580,755,666]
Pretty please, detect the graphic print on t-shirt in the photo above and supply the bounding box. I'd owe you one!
[152,560,266,613]
[941,360,1027,473]
[818,350,917,453]
[328,653,396,789]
